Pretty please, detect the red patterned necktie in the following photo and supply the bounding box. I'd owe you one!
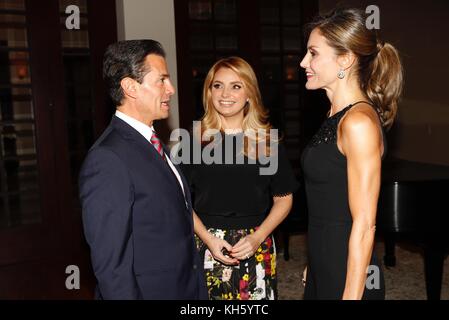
[150,131,166,161]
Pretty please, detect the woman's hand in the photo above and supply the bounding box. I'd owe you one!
[230,233,263,261]
[193,211,238,265]
[205,234,239,265]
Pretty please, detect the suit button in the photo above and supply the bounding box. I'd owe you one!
[193,264,197,270]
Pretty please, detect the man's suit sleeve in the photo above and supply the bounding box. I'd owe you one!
[79,147,140,299]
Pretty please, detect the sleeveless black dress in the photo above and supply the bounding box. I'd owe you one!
[301,102,385,300]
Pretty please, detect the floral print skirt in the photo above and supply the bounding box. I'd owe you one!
[196,227,277,300]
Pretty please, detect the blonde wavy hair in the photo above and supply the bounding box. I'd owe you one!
[198,56,275,158]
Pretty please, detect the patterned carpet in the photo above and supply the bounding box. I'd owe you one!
[277,233,449,300]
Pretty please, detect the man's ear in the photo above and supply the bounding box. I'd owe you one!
[120,77,139,99]
[337,52,356,70]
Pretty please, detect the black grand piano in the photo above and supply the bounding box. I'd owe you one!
[282,156,449,300]
[377,157,449,300]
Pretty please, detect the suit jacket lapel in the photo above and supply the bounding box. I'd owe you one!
[162,143,193,210]
[111,117,188,209]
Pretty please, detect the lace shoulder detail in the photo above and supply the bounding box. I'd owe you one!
[309,104,353,147]
[272,191,293,198]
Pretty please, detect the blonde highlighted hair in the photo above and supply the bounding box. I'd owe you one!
[307,8,404,129]
[199,56,275,158]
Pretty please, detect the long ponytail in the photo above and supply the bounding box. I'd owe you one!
[363,42,404,129]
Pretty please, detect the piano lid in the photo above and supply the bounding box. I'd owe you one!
[382,157,449,182]
[378,157,449,234]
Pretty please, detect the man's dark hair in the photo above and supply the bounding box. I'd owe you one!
[103,39,166,106]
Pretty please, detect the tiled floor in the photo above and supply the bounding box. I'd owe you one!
[277,234,449,300]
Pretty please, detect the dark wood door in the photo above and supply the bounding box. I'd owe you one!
[0,0,116,298]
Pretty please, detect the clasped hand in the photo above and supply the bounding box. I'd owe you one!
[207,233,261,265]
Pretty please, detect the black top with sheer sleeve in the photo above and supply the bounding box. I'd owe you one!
[178,132,300,229]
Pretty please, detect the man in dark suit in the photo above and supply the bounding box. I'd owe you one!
[79,40,207,299]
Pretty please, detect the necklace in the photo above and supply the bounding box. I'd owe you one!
[223,128,243,135]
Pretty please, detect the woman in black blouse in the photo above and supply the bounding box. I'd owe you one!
[180,57,299,300]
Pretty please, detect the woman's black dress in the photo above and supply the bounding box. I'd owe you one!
[301,103,385,300]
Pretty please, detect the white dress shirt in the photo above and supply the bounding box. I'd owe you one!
[115,111,185,197]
